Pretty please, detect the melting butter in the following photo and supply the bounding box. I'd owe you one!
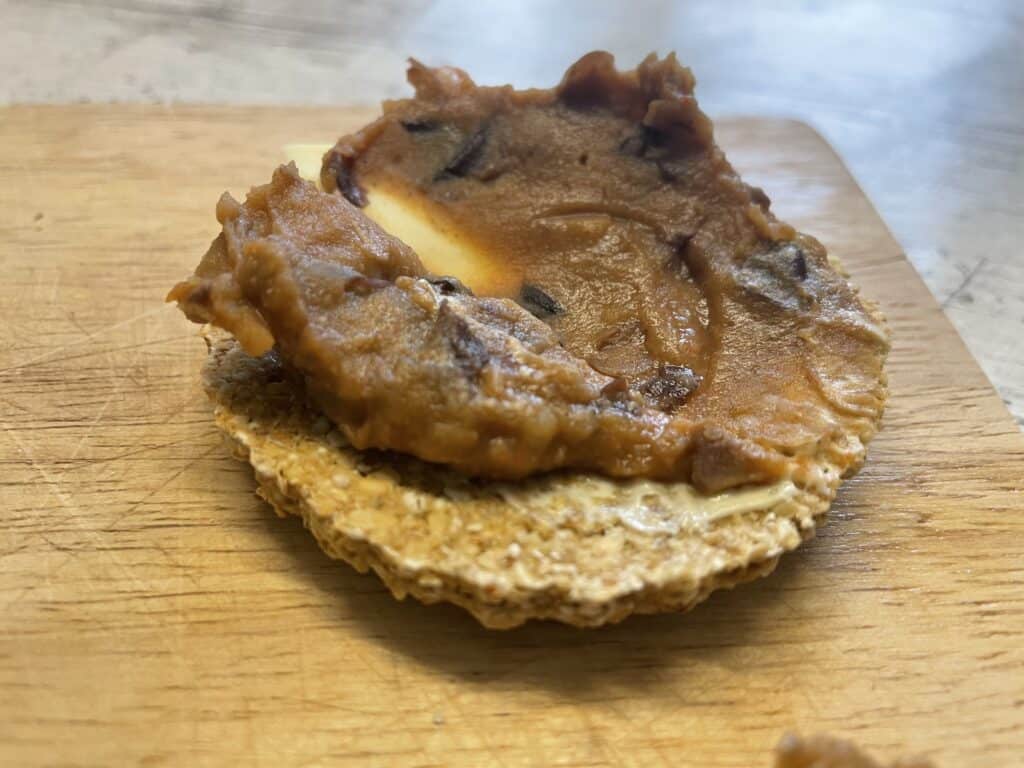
[284,143,516,295]
[362,184,518,295]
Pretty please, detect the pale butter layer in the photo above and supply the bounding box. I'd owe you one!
[285,143,515,295]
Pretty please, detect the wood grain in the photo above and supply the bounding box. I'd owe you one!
[0,106,1022,767]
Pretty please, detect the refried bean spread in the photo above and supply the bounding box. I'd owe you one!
[169,52,888,494]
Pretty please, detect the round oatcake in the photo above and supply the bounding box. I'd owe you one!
[200,328,864,628]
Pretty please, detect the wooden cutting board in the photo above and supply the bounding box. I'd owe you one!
[1,106,1022,767]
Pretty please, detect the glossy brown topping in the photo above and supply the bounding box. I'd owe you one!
[170,52,888,493]
[774,733,934,768]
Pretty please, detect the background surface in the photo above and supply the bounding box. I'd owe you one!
[3,0,1022,423]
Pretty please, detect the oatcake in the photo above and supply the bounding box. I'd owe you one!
[203,327,825,628]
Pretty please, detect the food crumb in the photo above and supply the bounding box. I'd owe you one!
[432,712,445,726]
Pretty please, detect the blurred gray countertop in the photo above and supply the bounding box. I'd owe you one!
[4,0,1022,424]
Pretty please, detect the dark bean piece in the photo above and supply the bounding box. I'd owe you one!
[792,248,808,281]
[347,275,390,296]
[748,185,771,209]
[619,133,646,156]
[642,125,667,148]
[640,364,702,410]
[477,165,506,182]
[668,231,695,252]
[600,376,630,400]
[401,119,437,132]
[619,125,667,159]
[737,248,811,312]
[436,126,488,179]
[656,161,677,182]
[667,231,699,278]
[437,301,489,378]
[189,284,211,307]
[427,276,473,296]
[329,153,366,208]
[517,284,564,319]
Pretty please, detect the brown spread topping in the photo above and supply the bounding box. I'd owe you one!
[774,733,934,768]
[169,52,888,493]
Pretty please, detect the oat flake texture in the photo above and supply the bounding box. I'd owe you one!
[200,328,858,628]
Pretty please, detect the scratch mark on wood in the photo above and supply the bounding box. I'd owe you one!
[100,443,221,534]
[67,387,117,462]
[0,305,170,375]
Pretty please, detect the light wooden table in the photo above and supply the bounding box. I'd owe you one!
[3,0,1022,426]
[2,104,1023,768]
